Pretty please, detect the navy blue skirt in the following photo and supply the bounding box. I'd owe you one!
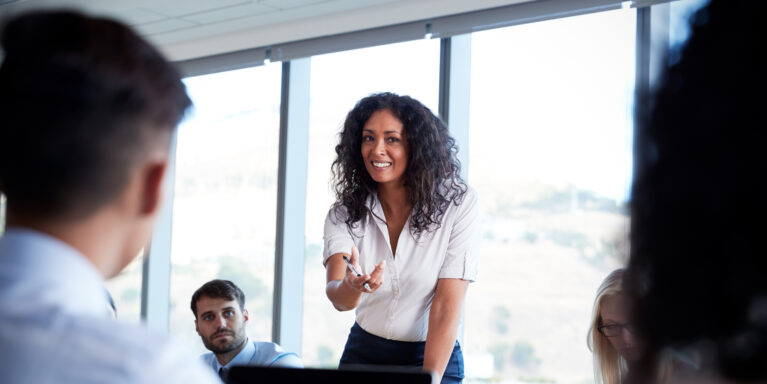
[339,322,464,384]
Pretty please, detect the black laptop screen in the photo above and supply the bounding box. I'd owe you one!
[227,365,434,384]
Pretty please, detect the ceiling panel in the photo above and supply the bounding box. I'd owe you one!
[259,0,334,11]
[179,2,276,25]
[0,0,533,60]
[99,8,167,25]
[144,0,248,18]
[146,0,397,45]
[135,18,197,35]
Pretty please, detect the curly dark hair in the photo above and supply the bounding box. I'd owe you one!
[331,92,467,236]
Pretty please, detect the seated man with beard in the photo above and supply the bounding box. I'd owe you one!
[191,279,303,381]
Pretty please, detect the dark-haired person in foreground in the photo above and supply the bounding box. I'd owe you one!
[191,279,303,381]
[324,93,479,383]
[0,10,218,383]
[625,0,766,383]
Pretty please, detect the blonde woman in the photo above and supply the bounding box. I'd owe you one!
[587,269,644,384]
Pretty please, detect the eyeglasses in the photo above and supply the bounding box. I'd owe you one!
[598,323,634,337]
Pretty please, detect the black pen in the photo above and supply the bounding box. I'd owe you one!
[342,255,372,291]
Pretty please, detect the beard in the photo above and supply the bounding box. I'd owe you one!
[202,329,247,354]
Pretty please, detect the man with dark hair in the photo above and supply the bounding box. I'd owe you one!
[0,10,217,383]
[191,279,303,380]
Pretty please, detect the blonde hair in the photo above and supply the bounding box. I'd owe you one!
[587,269,627,384]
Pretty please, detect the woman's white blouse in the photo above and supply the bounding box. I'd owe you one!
[323,187,480,342]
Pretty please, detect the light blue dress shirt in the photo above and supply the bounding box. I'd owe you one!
[202,338,304,377]
[0,228,220,384]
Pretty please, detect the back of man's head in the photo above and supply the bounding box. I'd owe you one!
[0,10,191,221]
[626,0,766,381]
[191,279,246,319]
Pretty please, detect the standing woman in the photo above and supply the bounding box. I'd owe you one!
[323,92,479,383]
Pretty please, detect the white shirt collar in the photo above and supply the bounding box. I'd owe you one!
[0,227,111,318]
[214,338,253,371]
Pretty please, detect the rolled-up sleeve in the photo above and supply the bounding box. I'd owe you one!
[438,188,480,282]
[323,206,355,266]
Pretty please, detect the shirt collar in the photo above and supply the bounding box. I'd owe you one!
[215,338,254,371]
[365,192,386,222]
[0,227,111,318]
[365,192,412,233]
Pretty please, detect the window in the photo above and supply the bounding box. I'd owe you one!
[302,39,440,367]
[168,64,282,353]
[104,252,143,323]
[464,8,636,383]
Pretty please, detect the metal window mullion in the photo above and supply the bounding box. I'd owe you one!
[446,35,471,183]
[272,59,310,354]
[141,131,177,332]
[439,34,472,346]
[440,34,472,181]
[633,6,652,182]
[438,37,452,122]
[633,3,670,184]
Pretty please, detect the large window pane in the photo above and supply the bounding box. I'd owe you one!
[302,39,440,367]
[168,65,282,353]
[104,252,143,323]
[465,9,635,383]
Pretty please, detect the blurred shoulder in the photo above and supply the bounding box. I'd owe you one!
[251,341,303,368]
[0,313,217,383]
[454,184,479,213]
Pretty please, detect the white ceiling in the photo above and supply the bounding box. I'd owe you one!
[0,0,531,61]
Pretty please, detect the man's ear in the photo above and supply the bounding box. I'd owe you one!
[140,161,167,216]
[195,319,201,336]
[242,309,249,323]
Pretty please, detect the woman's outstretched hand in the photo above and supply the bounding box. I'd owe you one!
[344,246,386,293]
